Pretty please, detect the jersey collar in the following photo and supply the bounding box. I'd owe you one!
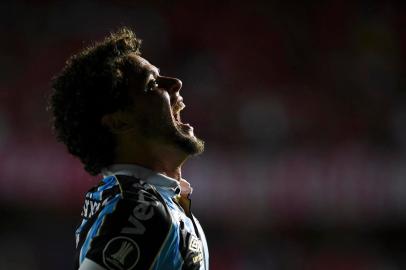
[101,164,181,196]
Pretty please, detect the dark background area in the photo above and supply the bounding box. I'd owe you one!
[0,0,405,269]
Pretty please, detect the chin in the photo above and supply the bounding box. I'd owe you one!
[174,125,205,156]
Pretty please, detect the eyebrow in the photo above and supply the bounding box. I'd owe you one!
[150,66,160,76]
[142,66,160,81]
[141,67,160,82]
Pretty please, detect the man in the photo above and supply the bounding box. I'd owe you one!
[50,28,208,270]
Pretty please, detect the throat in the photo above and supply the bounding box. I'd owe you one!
[177,195,192,216]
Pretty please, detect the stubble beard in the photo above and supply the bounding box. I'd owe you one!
[140,115,205,156]
[171,125,205,156]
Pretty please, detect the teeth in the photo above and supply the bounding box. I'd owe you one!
[173,102,185,124]
[173,102,185,113]
[172,111,181,123]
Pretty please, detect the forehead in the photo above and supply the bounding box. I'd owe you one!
[128,54,159,77]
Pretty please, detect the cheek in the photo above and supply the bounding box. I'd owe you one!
[158,90,171,105]
[148,92,173,120]
[154,91,172,114]
[132,91,173,123]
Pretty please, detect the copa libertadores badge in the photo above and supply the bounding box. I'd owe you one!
[103,237,140,270]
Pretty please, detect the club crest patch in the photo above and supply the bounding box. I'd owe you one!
[103,237,139,270]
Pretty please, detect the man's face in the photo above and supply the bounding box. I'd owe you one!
[125,54,204,155]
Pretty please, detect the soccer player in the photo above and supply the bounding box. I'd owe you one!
[50,28,209,270]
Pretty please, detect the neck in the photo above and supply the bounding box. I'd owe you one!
[114,137,189,181]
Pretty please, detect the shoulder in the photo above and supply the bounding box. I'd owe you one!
[100,174,173,235]
[79,175,177,269]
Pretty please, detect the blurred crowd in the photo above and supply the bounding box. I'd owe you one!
[0,0,405,269]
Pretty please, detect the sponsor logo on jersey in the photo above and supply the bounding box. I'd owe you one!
[103,237,139,270]
[189,235,203,264]
[121,191,158,235]
[81,198,108,219]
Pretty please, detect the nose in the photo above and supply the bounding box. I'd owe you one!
[160,76,182,95]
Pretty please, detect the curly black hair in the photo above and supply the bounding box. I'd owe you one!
[49,27,142,175]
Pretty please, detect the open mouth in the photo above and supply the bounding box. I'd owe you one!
[172,101,193,132]
[172,101,186,124]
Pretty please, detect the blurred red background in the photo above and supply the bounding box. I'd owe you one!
[0,0,405,269]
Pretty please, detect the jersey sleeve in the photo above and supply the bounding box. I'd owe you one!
[77,189,175,270]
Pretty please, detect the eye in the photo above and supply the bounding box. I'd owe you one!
[146,79,159,92]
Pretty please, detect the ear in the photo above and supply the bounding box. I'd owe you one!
[101,111,132,133]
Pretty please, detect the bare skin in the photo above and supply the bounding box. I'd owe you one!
[114,132,188,181]
[102,54,204,183]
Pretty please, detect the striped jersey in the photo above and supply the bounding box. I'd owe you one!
[74,164,209,270]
